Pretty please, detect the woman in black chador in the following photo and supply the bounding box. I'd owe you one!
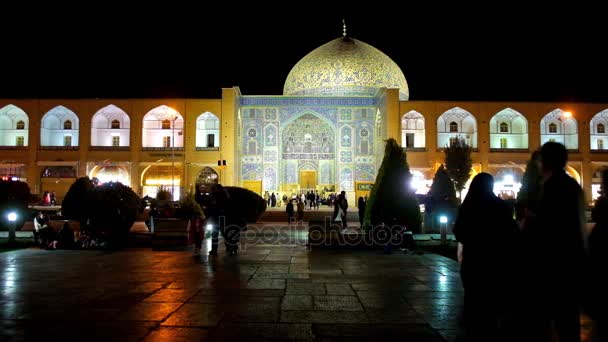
[453,172,518,340]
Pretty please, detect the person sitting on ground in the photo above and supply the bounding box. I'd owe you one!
[34,211,49,245]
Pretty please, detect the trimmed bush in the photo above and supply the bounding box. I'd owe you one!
[444,137,473,200]
[427,164,458,211]
[225,186,267,223]
[62,177,141,248]
[363,138,421,233]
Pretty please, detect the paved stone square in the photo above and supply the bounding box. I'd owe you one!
[0,237,467,341]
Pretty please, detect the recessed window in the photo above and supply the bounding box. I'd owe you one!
[163,136,171,148]
[16,136,24,146]
[162,120,171,129]
[500,122,508,133]
[549,123,557,133]
[16,120,25,130]
[449,122,458,132]
[64,136,72,146]
[64,120,72,130]
[111,120,120,129]
[500,138,508,148]
[112,136,120,147]
[598,123,605,134]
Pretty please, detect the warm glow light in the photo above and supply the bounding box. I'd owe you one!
[564,111,572,119]
[145,179,181,186]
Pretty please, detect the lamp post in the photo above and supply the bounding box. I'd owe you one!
[559,111,572,148]
[217,158,226,184]
[7,212,17,245]
[439,215,448,245]
[171,115,177,201]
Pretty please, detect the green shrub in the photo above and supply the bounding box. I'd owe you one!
[364,138,421,233]
[176,192,205,219]
[62,177,140,248]
[225,186,267,223]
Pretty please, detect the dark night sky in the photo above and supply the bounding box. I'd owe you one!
[2,5,607,102]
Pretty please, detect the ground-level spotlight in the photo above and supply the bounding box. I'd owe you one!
[439,215,448,224]
[7,212,17,244]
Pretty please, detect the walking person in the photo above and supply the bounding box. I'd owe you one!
[533,142,586,341]
[452,173,519,340]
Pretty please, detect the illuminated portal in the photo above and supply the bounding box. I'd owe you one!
[91,105,130,147]
[88,164,130,185]
[0,104,29,147]
[540,109,578,150]
[41,106,79,147]
[437,107,478,148]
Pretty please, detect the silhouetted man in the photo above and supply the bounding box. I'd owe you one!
[535,142,585,341]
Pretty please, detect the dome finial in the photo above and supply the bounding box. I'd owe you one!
[342,19,347,37]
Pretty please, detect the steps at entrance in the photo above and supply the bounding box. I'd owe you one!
[258,207,360,223]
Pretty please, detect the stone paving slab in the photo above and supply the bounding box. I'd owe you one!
[0,239,475,341]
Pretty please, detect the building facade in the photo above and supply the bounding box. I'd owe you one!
[1,34,607,204]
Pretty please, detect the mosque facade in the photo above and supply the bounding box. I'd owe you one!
[1,33,608,204]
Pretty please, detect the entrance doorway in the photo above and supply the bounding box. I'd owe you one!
[405,133,415,148]
[299,171,317,190]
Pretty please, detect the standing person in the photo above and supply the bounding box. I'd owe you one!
[189,216,204,255]
[264,191,270,207]
[357,196,366,227]
[334,191,348,228]
[270,192,276,208]
[296,199,305,223]
[452,173,518,340]
[286,200,294,224]
[43,191,50,205]
[205,184,230,256]
[587,168,608,341]
[50,191,56,205]
[534,142,586,342]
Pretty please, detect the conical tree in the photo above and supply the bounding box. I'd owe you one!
[517,150,542,212]
[364,138,421,233]
[428,164,457,209]
[444,137,473,200]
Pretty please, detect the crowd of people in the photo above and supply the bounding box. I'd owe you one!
[453,141,606,341]
[264,190,338,209]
